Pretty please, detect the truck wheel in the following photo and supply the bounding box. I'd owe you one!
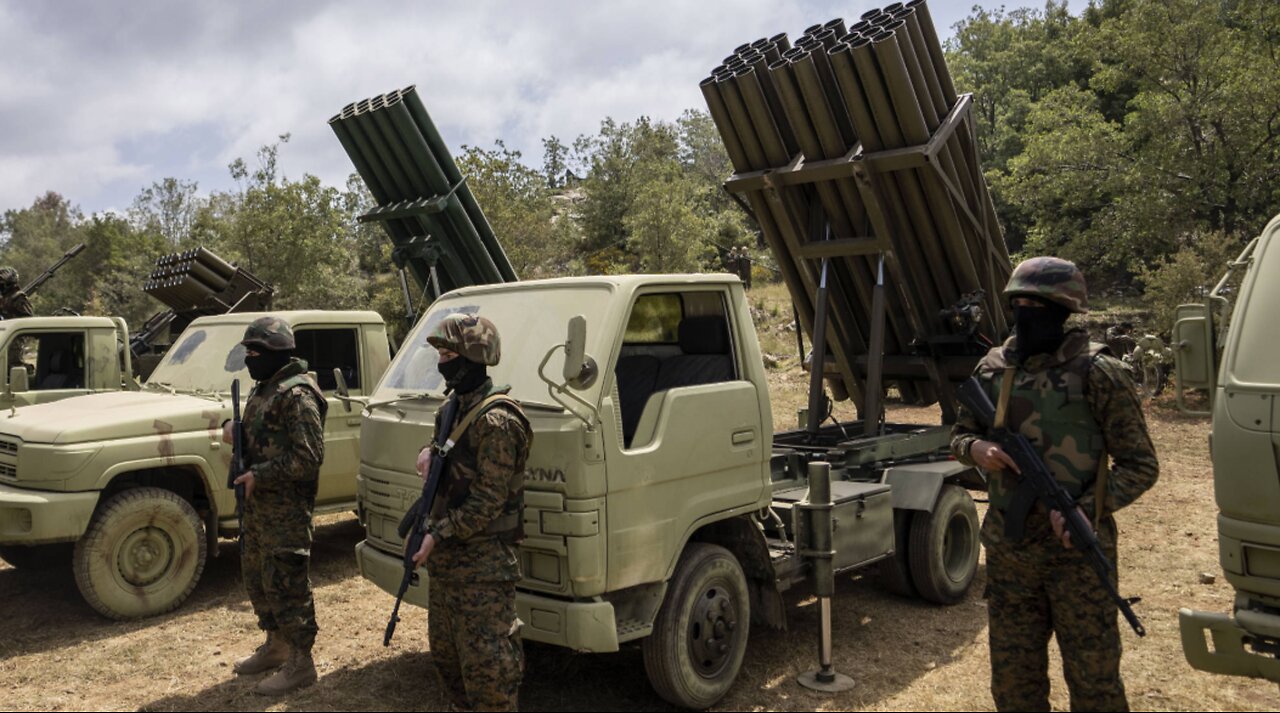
[73,487,207,620]
[877,510,917,597]
[643,542,750,709]
[0,543,73,570]
[908,485,979,605]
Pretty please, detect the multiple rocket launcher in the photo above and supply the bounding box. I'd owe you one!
[701,0,1012,416]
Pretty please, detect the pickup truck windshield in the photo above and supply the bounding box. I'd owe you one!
[376,286,612,404]
[147,324,252,392]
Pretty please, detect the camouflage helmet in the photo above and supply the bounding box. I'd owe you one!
[1003,256,1089,314]
[426,313,501,366]
[0,267,18,289]
[240,316,296,351]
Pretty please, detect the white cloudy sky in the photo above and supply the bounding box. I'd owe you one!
[0,0,1081,216]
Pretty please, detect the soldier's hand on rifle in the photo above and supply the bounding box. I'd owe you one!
[409,532,436,568]
[969,439,1021,474]
[233,470,256,500]
[416,446,432,481]
[1050,506,1090,550]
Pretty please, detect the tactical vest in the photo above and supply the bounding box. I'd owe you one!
[977,335,1106,512]
[431,384,531,544]
[244,360,328,494]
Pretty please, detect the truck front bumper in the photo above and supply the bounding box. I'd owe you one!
[0,483,98,544]
[356,540,620,653]
[1179,607,1280,681]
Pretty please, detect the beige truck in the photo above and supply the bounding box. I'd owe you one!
[1178,214,1280,681]
[354,276,983,708]
[0,310,390,619]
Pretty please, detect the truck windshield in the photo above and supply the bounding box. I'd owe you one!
[147,324,251,393]
[1232,234,1280,385]
[376,285,613,403]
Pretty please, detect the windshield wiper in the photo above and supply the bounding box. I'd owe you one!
[145,381,177,395]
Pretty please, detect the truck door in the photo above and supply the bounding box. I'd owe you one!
[294,326,364,505]
[2,329,91,407]
[601,288,767,590]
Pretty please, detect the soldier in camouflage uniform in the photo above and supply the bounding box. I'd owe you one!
[0,268,34,319]
[408,313,532,712]
[951,257,1159,712]
[225,316,328,696]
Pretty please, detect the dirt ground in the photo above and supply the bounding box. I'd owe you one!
[1,389,1278,710]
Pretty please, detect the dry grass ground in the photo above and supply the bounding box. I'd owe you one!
[1,340,1278,710]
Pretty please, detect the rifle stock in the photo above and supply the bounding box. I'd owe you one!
[385,393,461,646]
[956,377,1146,637]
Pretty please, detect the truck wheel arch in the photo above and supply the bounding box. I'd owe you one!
[98,458,220,556]
[681,514,787,631]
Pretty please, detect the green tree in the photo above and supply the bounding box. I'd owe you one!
[219,136,364,310]
[458,141,577,279]
[0,191,89,314]
[625,158,716,273]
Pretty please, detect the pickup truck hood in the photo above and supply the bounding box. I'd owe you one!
[0,390,229,445]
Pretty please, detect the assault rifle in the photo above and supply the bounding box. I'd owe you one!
[21,243,86,296]
[384,392,461,646]
[228,379,246,551]
[956,377,1147,637]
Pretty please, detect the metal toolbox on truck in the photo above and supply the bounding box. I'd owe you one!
[773,480,894,572]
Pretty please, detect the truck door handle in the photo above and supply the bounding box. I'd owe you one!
[732,429,755,445]
[346,417,362,426]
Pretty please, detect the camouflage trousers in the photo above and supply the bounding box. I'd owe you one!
[241,492,317,652]
[428,578,523,712]
[985,514,1127,712]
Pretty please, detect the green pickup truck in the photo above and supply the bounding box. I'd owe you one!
[0,310,390,619]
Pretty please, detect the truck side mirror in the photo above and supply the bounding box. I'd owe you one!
[562,315,598,390]
[8,366,29,394]
[334,367,352,413]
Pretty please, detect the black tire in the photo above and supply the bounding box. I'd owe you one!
[908,485,979,605]
[73,487,207,620]
[643,543,750,709]
[0,542,73,570]
[877,510,917,598]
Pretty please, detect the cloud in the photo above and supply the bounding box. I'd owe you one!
[2,0,1024,215]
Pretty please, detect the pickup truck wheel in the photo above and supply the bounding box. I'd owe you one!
[643,542,749,709]
[0,543,73,570]
[73,487,207,620]
[877,510,917,597]
[908,485,979,605]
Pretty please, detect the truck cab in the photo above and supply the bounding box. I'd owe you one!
[0,310,391,620]
[0,316,134,410]
[1180,214,1280,681]
[355,275,979,708]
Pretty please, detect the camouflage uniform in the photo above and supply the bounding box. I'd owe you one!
[239,322,328,656]
[423,314,532,712]
[0,268,33,319]
[951,258,1159,712]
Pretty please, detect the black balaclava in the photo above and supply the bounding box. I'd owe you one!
[439,356,488,394]
[1013,298,1071,357]
[245,349,293,382]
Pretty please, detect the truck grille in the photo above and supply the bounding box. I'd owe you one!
[0,437,17,483]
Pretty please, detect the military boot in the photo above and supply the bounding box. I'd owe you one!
[233,631,289,675]
[254,647,317,696]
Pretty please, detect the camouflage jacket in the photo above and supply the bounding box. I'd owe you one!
[0,289,33,319]
[243,358,328,494]
[427,378,532,582]
[951,330,1159,544]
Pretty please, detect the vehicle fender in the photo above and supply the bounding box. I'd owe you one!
[882,461,978,512]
